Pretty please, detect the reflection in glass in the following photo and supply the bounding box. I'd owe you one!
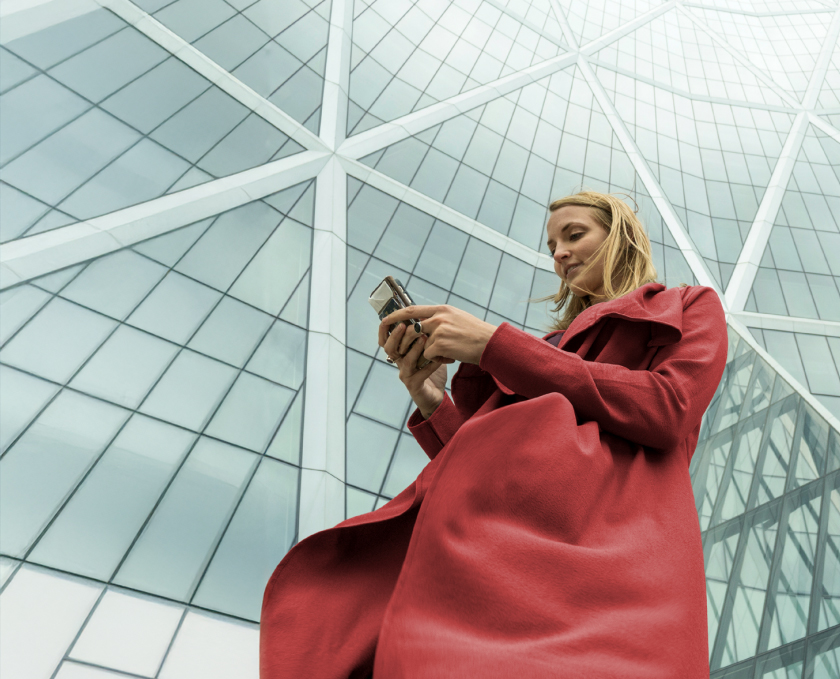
[765,487,821,650]
[114,438,257,600]
[718,502,781,667]
[818,479,840,632]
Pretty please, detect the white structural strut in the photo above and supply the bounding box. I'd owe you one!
[732,311,840,339]
[94,0,329,153]
[548,0,580,48]
[577,57,722,295]
[0,150,330,289]
[319,0,354,151]
[728,315,840,431]
[809,111,840,143]
[299,156,347,540]
[341,157,555,271]
[338,52,579,160]
[724,111,809,312]
[681,3,835,19]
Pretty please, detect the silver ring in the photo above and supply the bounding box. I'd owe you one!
[414,321,423,334]
[386,356,396,364]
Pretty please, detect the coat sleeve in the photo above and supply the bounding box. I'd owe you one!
[407,392,467,460]
[478,287,728,450]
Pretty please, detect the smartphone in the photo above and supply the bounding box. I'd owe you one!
[368,276,432,370]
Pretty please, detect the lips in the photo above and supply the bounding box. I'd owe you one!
[565,263,582,277]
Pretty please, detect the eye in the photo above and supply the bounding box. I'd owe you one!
[570,232,583,241]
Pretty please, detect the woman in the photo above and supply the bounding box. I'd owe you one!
[260,191,727,679]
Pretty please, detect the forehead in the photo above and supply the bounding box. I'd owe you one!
[546,204,601,235]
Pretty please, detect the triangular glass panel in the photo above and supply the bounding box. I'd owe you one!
[266,387,304,465]
[263,180,313,218]
[278,271,311,328]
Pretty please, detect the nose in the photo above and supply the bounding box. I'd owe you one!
[553,247,570,265]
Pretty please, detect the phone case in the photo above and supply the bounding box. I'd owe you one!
[368,277,432,370]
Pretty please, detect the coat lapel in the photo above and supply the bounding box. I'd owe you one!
[557,282,684,350]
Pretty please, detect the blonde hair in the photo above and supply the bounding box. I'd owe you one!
[540,191,658,331]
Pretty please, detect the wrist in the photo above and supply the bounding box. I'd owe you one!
[418,393,444,420]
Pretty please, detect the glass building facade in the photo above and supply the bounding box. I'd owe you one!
[0,0,839,676]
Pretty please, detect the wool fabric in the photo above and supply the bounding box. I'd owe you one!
[260,282,727,678]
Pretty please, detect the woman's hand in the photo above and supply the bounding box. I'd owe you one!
[379,305,497,366]
[381,323,447,419]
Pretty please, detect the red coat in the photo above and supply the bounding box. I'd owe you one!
[260,282,727,678]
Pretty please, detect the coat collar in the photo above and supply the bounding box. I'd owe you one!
[543,282,685,350]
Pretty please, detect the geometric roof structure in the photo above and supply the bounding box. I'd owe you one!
[1,0,839,676]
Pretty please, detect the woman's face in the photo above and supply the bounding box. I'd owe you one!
[546,205,610,299]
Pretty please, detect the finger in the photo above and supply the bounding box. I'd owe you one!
[398,335,427,379]
[383,322,405,357]
[399,326,423,354]
[412,357,442,381]
[381,305,444,326]
[404,333,426,361]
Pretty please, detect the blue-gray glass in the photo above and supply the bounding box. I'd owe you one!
[127,272,221,345]
[716,415,765,524]
[818,478,840,632]
[114,437,257,600]
[133,219,212,267]
[373,204,435,273]
[205,372,295,452]
[451,239,502,307]
[0,391,129,557]
[695,431,734,531]
[808,627,840,678]
[69,325,179,409]
[246,320,307,389]
[791,404,829,489]
[0,297,117,384]
[705,521,742,654]
[753,396,798,508]
[0,366,58,452]
[382,434,429,498]
[413,220,469,290]
[228,218,313,316]
[174,202,282,291]
[192,458,299,621]
[0,285,50,346]
[62,250,168,321]
[139,350,238,432]
[348,185,400,255]
[346,414,400,495]
[717,502,782,668]
[354,361,413,430]
[764,487,821,651]
[266,390,303,466]
[28,416,195,579]
[187,296,273,368]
